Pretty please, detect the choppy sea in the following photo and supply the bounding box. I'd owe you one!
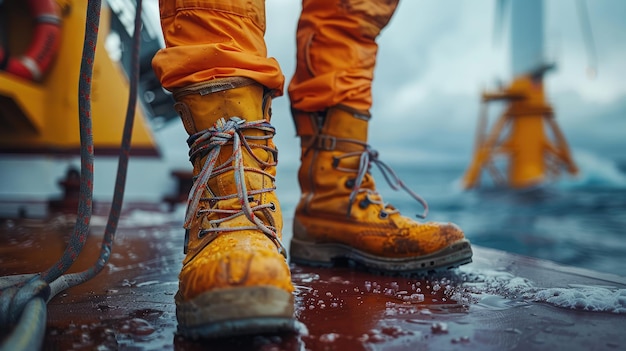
[276,151,626,277]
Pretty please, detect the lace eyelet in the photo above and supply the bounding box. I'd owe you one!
[345,179,355,188]
[197,230,206,239]
[379,210,389,219]
[359,198,370,209]
[269,202,276,211]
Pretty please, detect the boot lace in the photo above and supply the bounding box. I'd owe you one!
[184,117,287,257]
[335,146,429,219]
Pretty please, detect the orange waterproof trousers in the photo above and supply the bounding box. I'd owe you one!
[152,0,399,113]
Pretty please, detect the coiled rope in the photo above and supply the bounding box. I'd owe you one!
[0,0,142,349]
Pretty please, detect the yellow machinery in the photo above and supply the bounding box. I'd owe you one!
[462,0,580,189]
[462,65,578,189]
[0,0,159,156]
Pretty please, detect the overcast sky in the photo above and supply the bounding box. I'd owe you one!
[144,0,626,189]
[257,0,626,167]
[4,0,624,204]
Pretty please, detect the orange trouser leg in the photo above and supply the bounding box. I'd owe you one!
[151,0,284,94]
[288,0,399,113]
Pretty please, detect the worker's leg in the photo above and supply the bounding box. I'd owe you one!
[152,0,294,338]
[288,0,473,273]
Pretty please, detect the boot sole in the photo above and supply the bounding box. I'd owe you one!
[290,238,473,276]
[175,286,297,339]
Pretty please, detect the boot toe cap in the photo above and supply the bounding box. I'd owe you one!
[178,247,293,301]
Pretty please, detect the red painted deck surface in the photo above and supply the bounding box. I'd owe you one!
[1,204,625,350]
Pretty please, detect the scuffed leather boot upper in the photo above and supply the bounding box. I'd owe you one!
[173,78,293,301]
[293,106,466,258]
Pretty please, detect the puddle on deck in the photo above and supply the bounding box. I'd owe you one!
[1,209,625,350]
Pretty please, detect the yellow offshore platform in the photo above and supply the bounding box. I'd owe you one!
[461,0,579,189]
[461,65,578,189]
[0,0,159,156]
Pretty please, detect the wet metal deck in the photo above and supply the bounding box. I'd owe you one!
[1,205,625,350]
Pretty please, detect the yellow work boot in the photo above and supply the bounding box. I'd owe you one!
[290,106,473,275]
[172,77,295,338]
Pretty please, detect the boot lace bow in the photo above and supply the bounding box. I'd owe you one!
[184,117,286,257]
[336,147,429,219]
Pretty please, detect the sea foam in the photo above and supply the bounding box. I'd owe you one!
[457,267,626,314]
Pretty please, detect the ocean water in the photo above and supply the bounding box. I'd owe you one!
[276,151,626,277]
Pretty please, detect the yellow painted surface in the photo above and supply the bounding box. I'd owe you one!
[462,75,578,189]
[0,1,159,156]
[505,115,547,188]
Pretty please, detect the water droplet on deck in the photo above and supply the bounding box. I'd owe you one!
[357,333,369,342]
[451,336,471,344]
[410,293,425,302]
[431,322,448,334]
[328,276,350,284]
[381,325,404,337]
[368,332,385,343]
[319,332,339,343]
[292,273,320,283]
[120,318,155,336]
